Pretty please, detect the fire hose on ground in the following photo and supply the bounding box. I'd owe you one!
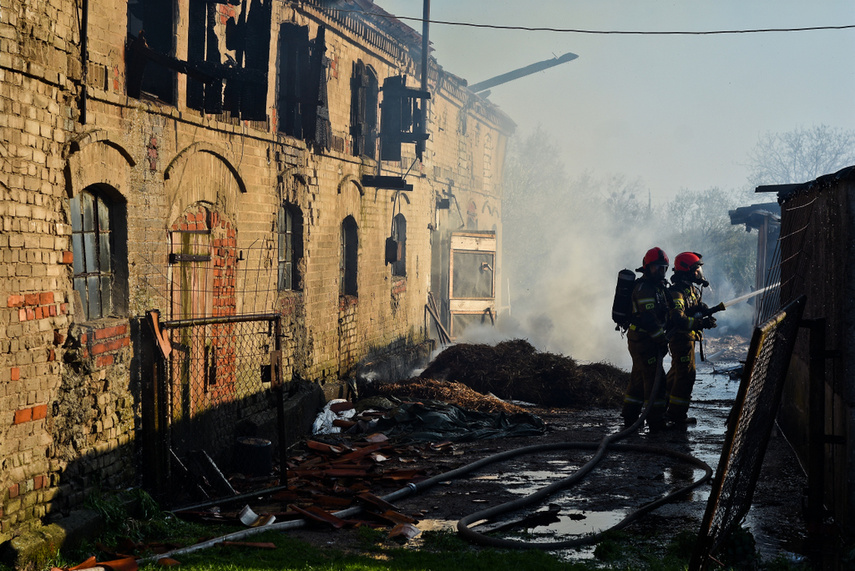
[139,359,711,562]
[451,287,776,549]
[139,286,777,561]
[454,359,712,550]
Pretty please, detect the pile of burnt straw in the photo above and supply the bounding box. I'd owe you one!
[369,378,529,415]
[366,339,627,410]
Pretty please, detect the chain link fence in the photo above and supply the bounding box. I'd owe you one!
[161,314,280,465]
[690,295,805,570]
[136,226,288,502]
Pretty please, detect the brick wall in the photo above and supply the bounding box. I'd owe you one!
[0,0,82,538]
[0,0,512,539]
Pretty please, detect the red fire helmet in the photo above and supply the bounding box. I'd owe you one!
[674,252,703,273]
[642,247,670,269]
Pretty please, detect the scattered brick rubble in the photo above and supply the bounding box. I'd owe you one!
[170,341,628,542]
[175,436,438,532]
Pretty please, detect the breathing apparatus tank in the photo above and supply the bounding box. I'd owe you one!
[612,268,638,331]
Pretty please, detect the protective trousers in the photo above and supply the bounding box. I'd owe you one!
[666,335,696,421]
[622,337,667,425]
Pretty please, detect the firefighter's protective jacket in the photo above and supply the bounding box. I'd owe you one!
[626,276,670,343]
[668,278,704,342]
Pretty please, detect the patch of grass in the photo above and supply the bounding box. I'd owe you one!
[131,529,593,571]
[586,529,696,571]
[56,493,820,571]
[131,526,717,571]
[353,526,386,552]
[64,488,240,563]
[419,529,472,552]
[592,537,622,562]
[715,525,759,570]
[665,530,697,560]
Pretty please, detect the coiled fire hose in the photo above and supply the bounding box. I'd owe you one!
[139,355,711,562]
[454,355,713,549]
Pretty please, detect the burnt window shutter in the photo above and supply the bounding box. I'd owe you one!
[303,26,330,150]
[364,69,378,159]
[350,61,365,156]
[277,23,310,137]
[186,0,206,110]
[349,61,378,159]
[240,0,271,121]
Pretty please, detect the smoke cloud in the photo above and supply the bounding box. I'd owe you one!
[459,128,758,370]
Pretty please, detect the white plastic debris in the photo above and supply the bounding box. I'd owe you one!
[311,399,357,434]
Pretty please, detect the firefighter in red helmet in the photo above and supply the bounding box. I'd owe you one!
[665,251,718,426]
[621,247,671,430]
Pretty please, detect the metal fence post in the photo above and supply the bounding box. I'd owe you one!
[143,310,171,495]
[273,315,288,483]
[804,318,826,535]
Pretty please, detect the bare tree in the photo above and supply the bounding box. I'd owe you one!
[746,124,855,187]
[664,187,756,295]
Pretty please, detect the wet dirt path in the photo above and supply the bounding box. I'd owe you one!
[386,359,810,564]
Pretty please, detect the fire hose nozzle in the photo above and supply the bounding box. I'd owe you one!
[695,302,726,318]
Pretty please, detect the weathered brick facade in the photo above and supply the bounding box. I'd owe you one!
[0,0,512,539]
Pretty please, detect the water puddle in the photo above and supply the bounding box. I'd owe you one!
[436,361,820,565]
[480,363,742,546]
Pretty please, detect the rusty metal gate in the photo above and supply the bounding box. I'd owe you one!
[143,310,284,501]
[690,295,806,570]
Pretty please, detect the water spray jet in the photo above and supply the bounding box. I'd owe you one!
[698,282,781,318]
[720,282,780,309]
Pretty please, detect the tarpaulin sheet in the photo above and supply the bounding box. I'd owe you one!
[374,401,546,441]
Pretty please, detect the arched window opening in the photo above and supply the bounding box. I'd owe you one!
[341,216,358,296]
[350,60,378,159]
[70,187,128,320]
[391,213,406,277]
[278,203,304,291]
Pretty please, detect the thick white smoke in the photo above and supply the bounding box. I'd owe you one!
[460,129,759,370]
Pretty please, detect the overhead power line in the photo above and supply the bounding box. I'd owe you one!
[392,17,855,36]
[320,6,855,36]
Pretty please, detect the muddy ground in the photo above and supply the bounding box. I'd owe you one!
[277,405,809,565]
[264,338,821,567]
[171,338,842,569]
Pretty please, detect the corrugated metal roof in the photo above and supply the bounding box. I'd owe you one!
[775,164,855,203]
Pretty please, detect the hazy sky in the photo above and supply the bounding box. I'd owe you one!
[379,1,855,202]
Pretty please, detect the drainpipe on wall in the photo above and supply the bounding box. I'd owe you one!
[80,0,89,124]
[418,0,429,161]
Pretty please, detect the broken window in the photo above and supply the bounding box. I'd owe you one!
[452,251,494,299]
[186,0,222,113]
[128,0,269,119]
[350,60,378,158]
[278,203,303,291]
[391,213,406,277]
[277,23,331,149]
[340,216,358,297]
[70,187,129,320]
[126,0,176,103]
[221,0,271,120]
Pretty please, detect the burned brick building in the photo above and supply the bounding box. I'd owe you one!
[0,0,513,538]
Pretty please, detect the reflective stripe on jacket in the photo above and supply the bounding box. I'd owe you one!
[628,277,670,341]
[668,279,703,341]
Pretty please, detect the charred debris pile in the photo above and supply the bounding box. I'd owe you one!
[301,340,626,461]
[367,339,627,410]
[144,341,629,548]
